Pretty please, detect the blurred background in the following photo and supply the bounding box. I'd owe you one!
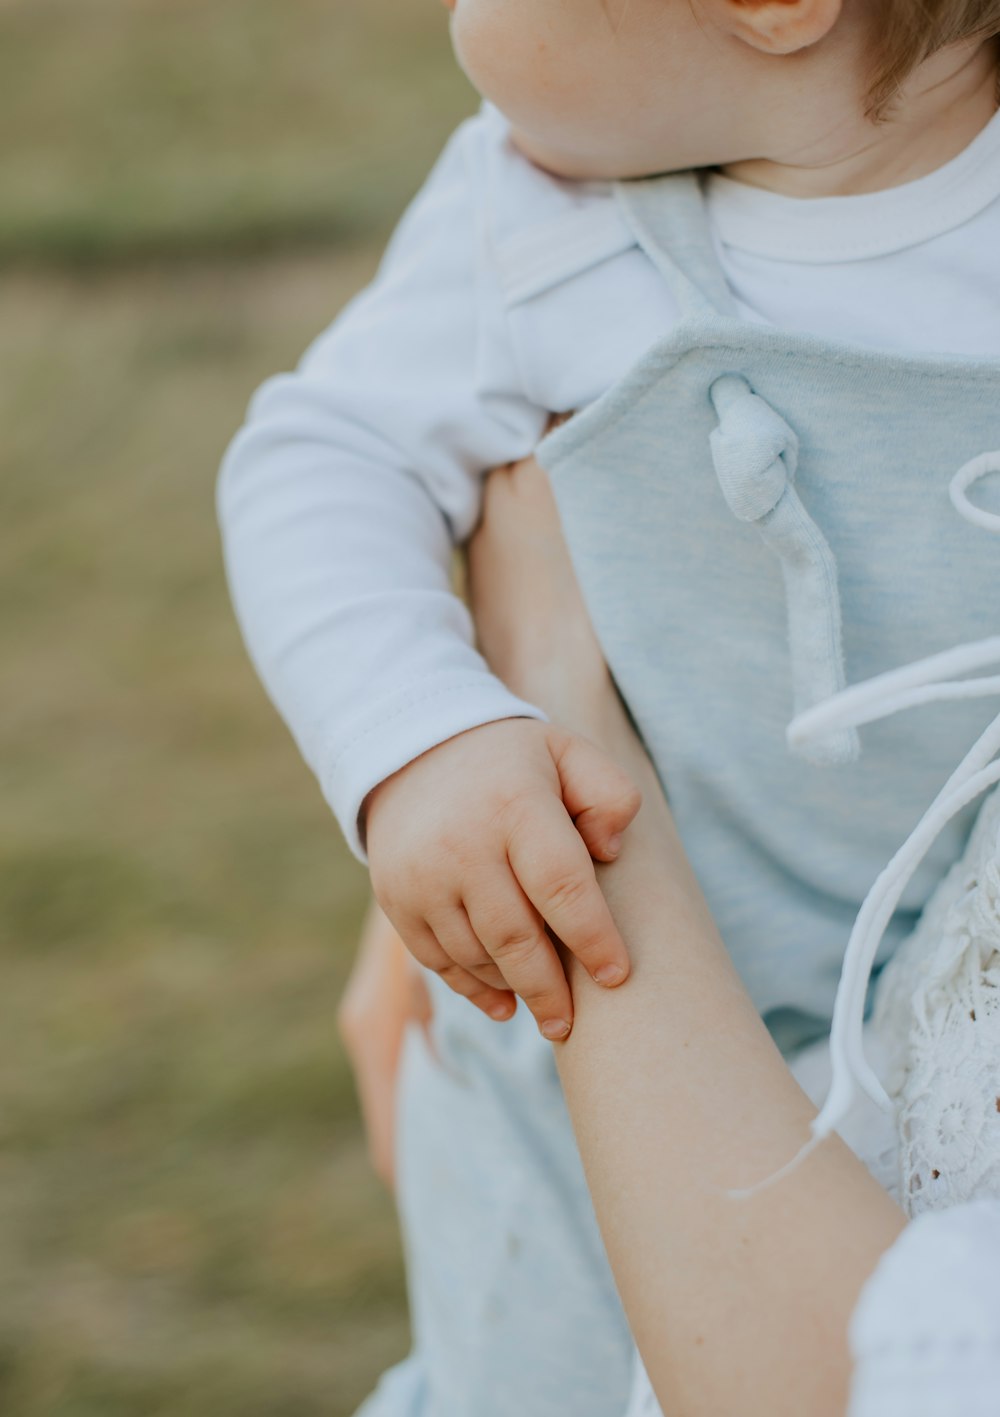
[0,1,477,1411]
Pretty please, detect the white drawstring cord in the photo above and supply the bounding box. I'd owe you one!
[787,638,1000,748]
[950,450,1000,533]
[730,452,1000,1197]
[816,753,1000,1125]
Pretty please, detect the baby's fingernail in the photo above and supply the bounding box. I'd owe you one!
[606,834,622,855]
[594,963,626,986]
[489,1002,513,1021]
[540,1018,572,1041]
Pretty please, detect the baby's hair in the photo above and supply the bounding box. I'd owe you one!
[867,0,1000,116]
[603,1,1000,119]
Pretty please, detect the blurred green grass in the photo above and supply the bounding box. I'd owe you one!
[1,0,480,1411]
[0,0,476,266]
[0,254,414,1416]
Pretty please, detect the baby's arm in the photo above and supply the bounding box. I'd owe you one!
[217,114,640,1036]
[218,117,547,860]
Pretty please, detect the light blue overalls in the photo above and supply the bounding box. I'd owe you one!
[357,171,1000,1417]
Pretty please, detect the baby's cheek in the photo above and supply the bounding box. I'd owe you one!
[449,3,511,99]
[450,3,559,132]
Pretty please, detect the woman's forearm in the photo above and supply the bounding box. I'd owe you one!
[465,456,906,1415]
[549,695,906,1417]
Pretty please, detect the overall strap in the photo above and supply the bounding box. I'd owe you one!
[618,169,857,765]
[614,170,740,321]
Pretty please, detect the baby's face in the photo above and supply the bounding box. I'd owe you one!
[446,0,766,179]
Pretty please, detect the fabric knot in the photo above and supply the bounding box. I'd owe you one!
[709,375,797,523]
[706,373,859,769]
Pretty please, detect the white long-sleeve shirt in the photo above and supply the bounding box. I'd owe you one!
[217,101,1000,862]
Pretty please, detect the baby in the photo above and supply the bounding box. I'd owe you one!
[218,2,1000,1413]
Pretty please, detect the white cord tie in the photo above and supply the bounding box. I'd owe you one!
[709,375,859,766]
[733,451,1000,1197]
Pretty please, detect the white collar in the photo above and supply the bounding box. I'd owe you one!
[704,105,1000,263]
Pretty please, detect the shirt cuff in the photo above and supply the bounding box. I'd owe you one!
[321,673,549,863]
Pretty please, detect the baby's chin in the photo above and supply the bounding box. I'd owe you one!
[506,126,663,183]
[505,128,594,179]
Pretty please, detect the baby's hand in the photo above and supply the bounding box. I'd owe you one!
[363,718,641,1039]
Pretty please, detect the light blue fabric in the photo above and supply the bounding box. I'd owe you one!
[359,169,1000,1415]
[540,171,1000,1051]
[370,991,634,1417]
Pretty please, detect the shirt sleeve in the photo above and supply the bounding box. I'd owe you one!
[216,111,551,863]
[848,1199,1000,1416]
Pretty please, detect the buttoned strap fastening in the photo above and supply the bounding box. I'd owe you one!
[709,374,860,767]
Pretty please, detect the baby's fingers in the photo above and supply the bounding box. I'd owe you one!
[507,794,630,989]
[405,916,517,1022]
[465,884,574,1041]
[425,905,513,996]
[554,728,642,863]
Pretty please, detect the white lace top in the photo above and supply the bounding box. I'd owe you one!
[846,750,1000,1414]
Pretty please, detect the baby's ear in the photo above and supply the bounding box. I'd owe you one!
[713,0,843,55]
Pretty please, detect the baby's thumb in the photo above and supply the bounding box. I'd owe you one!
[552,729,642,862]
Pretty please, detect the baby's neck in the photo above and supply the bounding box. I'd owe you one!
[722,41,999,198]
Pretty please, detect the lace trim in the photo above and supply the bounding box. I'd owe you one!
[873,786,1000,1216]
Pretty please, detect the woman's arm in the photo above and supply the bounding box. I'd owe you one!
[337,900,432,1190]
[556,716,905,1417]
[467,456,906,1417]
